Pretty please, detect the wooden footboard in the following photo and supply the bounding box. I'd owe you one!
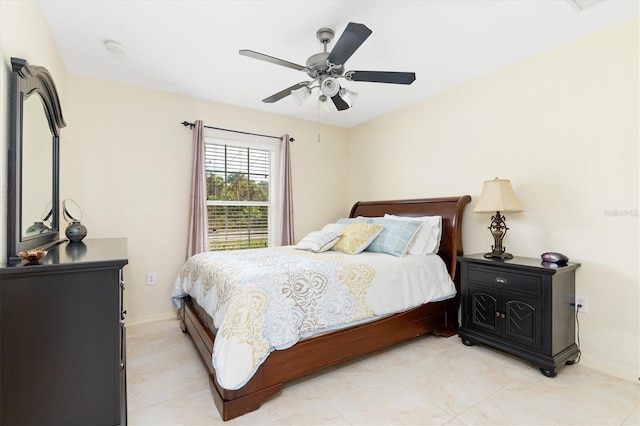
[178,195,471,421]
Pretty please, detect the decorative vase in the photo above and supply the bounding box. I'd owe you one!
[65,221,87,242]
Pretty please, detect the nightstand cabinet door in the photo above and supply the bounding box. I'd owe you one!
[458,254,580,377]
[469,285,501,336]
[504,294,542,350]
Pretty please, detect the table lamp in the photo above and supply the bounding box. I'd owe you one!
[473,178,523,260]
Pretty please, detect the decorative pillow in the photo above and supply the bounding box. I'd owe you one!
[321,223,347,234]
[295,231,341,253]
[365,218,422,257]
[384,214,442,255]
[336,217,372,225]
[332,222,384,255]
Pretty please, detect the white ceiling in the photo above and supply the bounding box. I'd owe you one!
[39,0,638,128]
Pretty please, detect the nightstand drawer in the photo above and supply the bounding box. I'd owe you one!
[468,265,541,295]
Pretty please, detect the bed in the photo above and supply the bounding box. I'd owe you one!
[175,195,471,421]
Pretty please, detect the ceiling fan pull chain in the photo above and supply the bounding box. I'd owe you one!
[317,98,321,143]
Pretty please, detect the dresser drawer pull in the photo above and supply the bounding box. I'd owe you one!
[495,277,507,284]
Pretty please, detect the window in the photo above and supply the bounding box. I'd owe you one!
[205,138,276,251]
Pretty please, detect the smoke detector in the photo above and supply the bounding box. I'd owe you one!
[104,40,125,60]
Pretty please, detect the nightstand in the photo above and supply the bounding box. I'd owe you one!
[457,254,581,377]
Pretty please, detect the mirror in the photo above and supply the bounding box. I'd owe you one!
[7,58,66,265]
[22,96,53,235]
[62,199,82,222]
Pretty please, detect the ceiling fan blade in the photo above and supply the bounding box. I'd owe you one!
[262,82,310,103]
[331,94,350,111]
[239,49,307,72]
[347,71,416,85]
[327,22,372,66]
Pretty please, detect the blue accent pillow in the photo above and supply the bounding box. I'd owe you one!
[337,217,372,224]
[365,218,422,257]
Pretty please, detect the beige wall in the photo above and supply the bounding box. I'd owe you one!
[1,1,637,383]
[348,18,639,382]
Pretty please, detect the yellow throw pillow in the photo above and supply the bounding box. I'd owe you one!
[332,222,384,255]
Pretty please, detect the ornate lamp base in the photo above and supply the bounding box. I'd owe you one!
[483,249,514,260]
[483,211,514,260]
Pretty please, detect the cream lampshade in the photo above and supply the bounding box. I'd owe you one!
[474,178,523,259]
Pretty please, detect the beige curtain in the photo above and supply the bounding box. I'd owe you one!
[277,134,294,245]
[186,120,209,258]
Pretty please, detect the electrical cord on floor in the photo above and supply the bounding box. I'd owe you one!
[568,303,582,364]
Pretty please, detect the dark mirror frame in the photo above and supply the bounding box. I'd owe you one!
[7,57,66,265]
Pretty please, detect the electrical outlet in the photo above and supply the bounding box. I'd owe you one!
[575,294,588,313]
[146,272,157,286]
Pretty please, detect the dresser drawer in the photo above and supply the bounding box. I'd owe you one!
[468,265,541,295]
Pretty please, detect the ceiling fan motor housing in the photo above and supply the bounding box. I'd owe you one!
[306,52,329,77]
[306,52,345,78]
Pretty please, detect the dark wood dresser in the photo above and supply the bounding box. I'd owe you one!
[0,238,128,425]
[457,254,580,377]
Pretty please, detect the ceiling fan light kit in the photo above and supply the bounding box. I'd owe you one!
[320,76,339,97]
[291,86,312,106]
[240,22,416,112]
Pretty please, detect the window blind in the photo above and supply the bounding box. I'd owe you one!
[205,142,272,251]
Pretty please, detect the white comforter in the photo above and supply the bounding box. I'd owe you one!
[171,247,455,390]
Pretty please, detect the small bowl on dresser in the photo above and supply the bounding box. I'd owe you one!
[18,249,48,263]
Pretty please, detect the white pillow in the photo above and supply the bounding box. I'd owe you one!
[296,231,341,253]
[384,214,442,255]
[321,223,347,234]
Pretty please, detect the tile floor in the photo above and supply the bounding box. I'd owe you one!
[127,319,639,425]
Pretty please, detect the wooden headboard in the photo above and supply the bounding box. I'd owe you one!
[349,196,472,282]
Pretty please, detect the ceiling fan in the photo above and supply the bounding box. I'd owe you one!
[239,22,416,111]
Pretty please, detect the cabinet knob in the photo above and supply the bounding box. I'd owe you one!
[495,277,507,284]
[495,311,501,317]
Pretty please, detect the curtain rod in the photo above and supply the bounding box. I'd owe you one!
[181,121,294,142]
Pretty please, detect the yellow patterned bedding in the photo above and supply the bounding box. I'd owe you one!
[172,247,455,390]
